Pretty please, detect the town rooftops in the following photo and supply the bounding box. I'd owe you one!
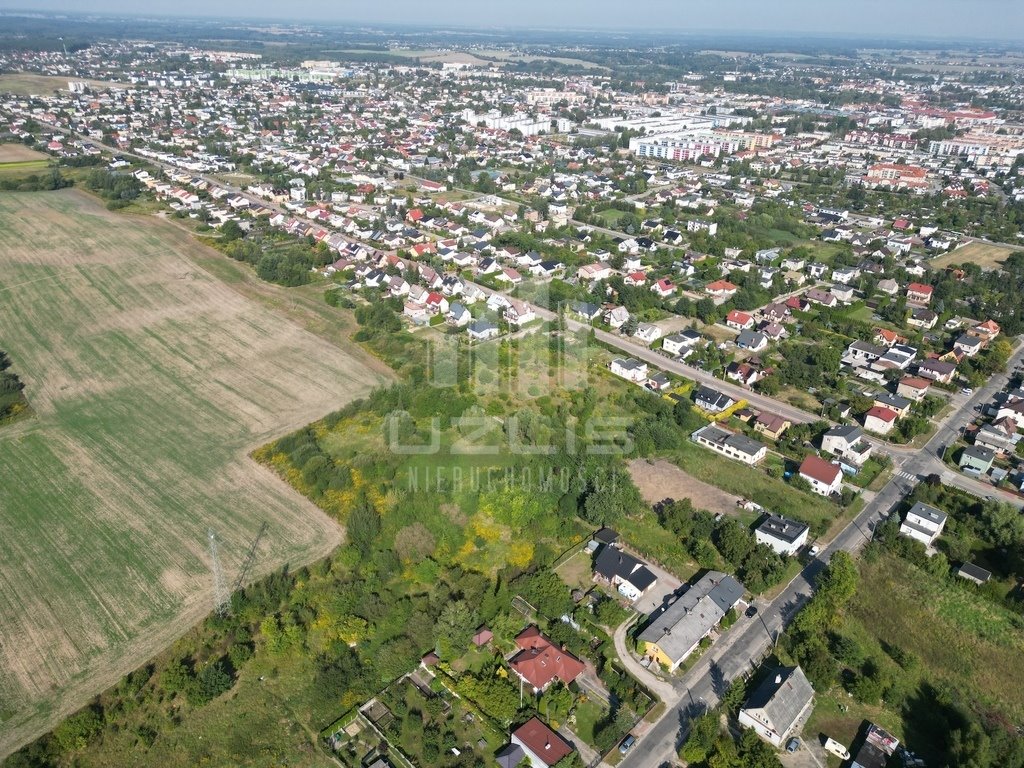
[874,392,912,411]
[593,546,657,592]
[961,444,996,464]
[824,424,862,443]
[900,376,931,390]
[694,385,734,410]
[706,279,738,293]
[693,423,765,458]
[957,562,992,584]
[907,501,947,527]
[613,357,646,372]
[637,571,744,661]
[866,405,898,423]
[756,514,810,544]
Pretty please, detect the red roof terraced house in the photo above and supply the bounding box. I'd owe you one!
[509,626,585,693]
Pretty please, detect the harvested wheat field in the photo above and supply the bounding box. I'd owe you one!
[0,145,48,164]
[0,190,388,756]
[930,240,1020,270]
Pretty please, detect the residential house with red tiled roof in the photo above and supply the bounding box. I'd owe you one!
[509,627,585,693]
[799,455,843,496]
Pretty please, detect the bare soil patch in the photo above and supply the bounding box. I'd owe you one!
[627,457,741,516]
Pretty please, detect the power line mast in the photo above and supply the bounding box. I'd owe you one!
[232,521,268,594]
[207,528,229,616]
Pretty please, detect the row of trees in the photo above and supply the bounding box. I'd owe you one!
[656,498,790,594]
[0,349,27,420]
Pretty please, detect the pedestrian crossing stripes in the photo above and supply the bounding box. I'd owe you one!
[894,470,918,483]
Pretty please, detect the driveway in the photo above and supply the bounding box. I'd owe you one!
[630,555,684,616]
[779,739,827,768]
[612,620,680,705]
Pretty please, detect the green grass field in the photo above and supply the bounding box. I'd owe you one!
[0,190,387,757]
[668,441,841,535]
[806,551,1024,762]
[0,159,50,177]
[595,208,628,227]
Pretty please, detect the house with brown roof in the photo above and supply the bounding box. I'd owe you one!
[897,376,931,402]
[706,279,738,299]
[799,455,843,496]
[969,319,1000,343]
[753,412,791,440]
[504,717,574,768]
[472,625,493,647]
[917,358,956,384]
[509,627,585,693]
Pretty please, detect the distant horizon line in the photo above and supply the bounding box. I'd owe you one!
[0,6,1019,45]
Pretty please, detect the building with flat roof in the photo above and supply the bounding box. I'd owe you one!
[755,514,810,556]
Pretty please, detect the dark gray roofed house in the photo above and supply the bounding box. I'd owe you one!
[495,744,527,768]
[957,562,992,585]
[959,445,995,475]
[754,514,810,556]
[694,385,735,412]
[692,423,767,465]
[593,546,657,601]
[738,666,815,747]
[594,527,619,545]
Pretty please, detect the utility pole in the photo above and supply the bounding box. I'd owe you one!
[208,528,228,616]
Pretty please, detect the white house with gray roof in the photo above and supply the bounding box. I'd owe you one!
[899,502,947,546]
[691,424,766,465]
[739,666,815,748]
[755,514,810,556]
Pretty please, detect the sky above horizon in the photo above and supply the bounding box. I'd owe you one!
[1,1,1022,41]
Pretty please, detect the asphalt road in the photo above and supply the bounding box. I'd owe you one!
[43,118,1024,766]
[618,342,1024,768]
